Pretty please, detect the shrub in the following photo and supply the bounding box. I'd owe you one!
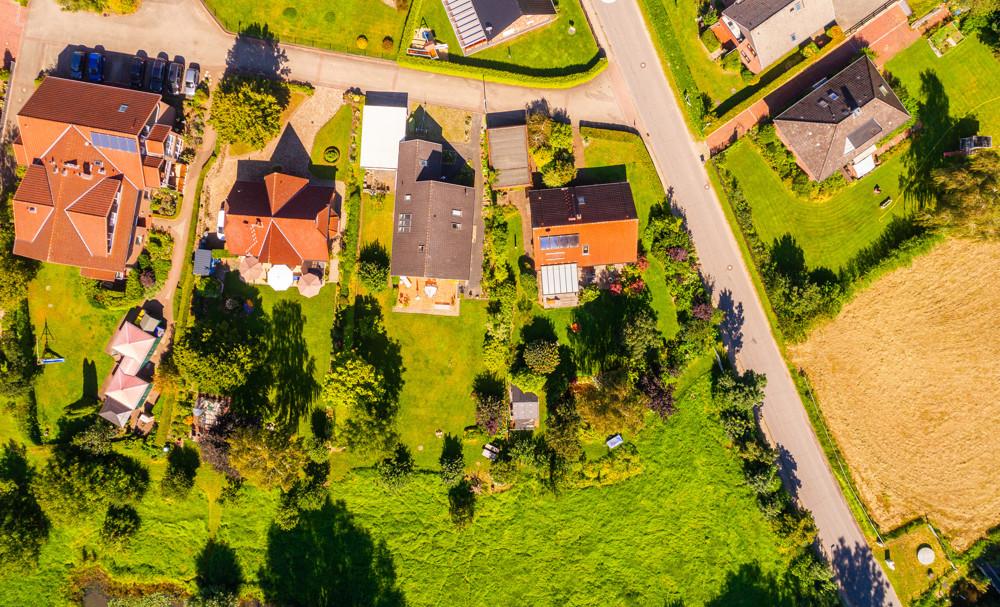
[448,480,475,528]
[322,146,341,164]
[802,41,820,58]
[382,37,394,51]
[473,392,508,436]
[358,259,389,294]
[374,444,413,492]
[523,339,560,375]
[210,76,284,150]
[281,6,297,19]
[740,66,758,84]
[721,51,742,73]
[700,28,721,53]
[542,157,577,187]
[703,8,719,26]
[357,35,369,50]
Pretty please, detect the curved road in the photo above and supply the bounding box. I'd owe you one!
[584,1,899,605]
[8,0,899,603]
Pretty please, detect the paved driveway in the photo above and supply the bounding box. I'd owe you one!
[583,0,901,605]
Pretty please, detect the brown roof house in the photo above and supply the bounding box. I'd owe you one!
[529,182,639,308]
[10,77,186,280]
[774,56,910,181]
[391,140,476,315]
[442,0,557,55]
[223,172,339,289]
[720,0,835,73]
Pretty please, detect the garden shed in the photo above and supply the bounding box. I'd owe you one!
[487,124,531,189]
[360,101,408,171]
[193,249,214,276]
[510,384,540,430]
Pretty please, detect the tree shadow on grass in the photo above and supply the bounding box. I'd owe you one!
[268,300,319,431]
[164,443,201,496]
[900,71,979,208]
[260,499,406,606]
[353,296,404,405]
[56,358,99,442]
[439,433,463,467]
[359,242,391,267]
[704,562,794,607]
[196,538,243,598]
[472,372,505,401]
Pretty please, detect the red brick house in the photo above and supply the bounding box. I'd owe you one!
[223,172,338,272]
[529,182,639,308]
[10,77,185,280]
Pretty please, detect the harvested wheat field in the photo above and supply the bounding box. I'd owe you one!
[791,239,1000,550]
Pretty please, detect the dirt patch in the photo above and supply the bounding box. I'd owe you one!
[791,239,1000,550]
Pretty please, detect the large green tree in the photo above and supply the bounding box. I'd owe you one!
[228,428,306,492]
[173,321,267,395]
[573,367,650,435]
[0,441,49,571]
[925,151,1000,239]
[32,449,149,523]
[210,77,284,150]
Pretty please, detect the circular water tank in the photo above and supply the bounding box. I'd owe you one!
[917,545,936,566]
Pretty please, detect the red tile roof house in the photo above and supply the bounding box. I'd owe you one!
[529,182,639,309]
[774,56,910,181]
[223,172,339,284]
[10,77,185,281]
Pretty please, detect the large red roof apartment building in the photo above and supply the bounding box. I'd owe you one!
[10,77,185,280]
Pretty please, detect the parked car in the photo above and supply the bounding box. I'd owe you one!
[217,209,226,242]
[183,67,199,97]
[166,62,183,96]
[70,50,86,80]
[149,59,166,93]
[128,56,146,89]
[86,52,104,83]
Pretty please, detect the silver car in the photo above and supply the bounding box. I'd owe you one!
[183,67,199,98]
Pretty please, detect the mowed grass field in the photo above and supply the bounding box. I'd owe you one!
[721,140,912,272]
[203,0,406,56]
[886,34,1000,149]
[24,264,121,436]
[418,0,600,75]
[790,240,1000,550]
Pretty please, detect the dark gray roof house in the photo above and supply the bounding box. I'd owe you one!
[442,0,558,54]
[510,384,540,431]
[193,249,214,276]
[390,140,477,282]
[721,0,835,73]
[774,57,910,181]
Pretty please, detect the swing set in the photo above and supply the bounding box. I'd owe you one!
[36,321,65,365]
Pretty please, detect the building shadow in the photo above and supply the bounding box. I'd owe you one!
[259,499,406,607]
[485,110,527,129]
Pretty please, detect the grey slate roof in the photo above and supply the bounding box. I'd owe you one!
[487,125,531,189]
[99,399,133,428]
[774,57,910,181]
[529,182,638,228]
[193,249,213,276]
[510,384,540,430]
[723,0,796,31]
[390,140,477,281]
[473,0,557,42]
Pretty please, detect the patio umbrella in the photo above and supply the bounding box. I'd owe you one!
[267,264,294,291]
[297,272,323,298]
[238,256,263,283]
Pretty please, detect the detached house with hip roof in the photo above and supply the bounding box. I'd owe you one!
[774,56,910,181]
[529,182,639,308]
[223,172,339,278]
[10,77,185,281]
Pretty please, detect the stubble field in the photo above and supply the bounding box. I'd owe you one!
[791,239,1000,549]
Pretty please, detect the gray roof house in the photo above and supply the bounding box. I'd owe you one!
[442,0,558,55]
[774,56,910,181]
[510,384,540,431]
[390,140,477,282]
[721,0,835,73]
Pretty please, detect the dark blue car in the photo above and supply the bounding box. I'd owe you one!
[87,52,104,83]
[70,50,86,80]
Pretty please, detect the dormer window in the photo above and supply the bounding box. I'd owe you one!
[28,206,37,213]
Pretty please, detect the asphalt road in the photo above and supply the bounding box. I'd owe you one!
[583,1,901,605]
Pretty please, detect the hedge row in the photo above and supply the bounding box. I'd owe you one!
[395,0,607,89]
[635,0,707,135]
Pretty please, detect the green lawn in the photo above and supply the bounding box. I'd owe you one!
[417,0,600,76]
[25,264,121,437]
[310,104,353,181]
[721,140,913,271]
[203,0,405,57]
[885,34,1000,148]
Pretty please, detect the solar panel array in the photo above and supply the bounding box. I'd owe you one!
[90,131,138,154]
[538,234,579,250]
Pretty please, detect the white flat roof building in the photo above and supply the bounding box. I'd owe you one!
[360,104,408,171]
